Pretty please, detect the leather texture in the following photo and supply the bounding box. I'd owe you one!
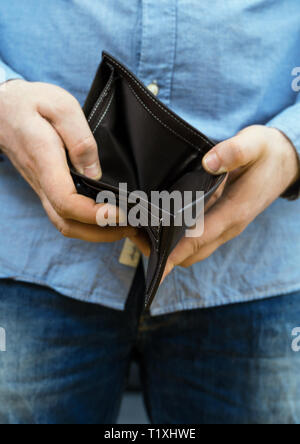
[70,52,225,309]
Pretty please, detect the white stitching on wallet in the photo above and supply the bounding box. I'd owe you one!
[104,54,210,148]
[127,83,202,153]
[88,71,115,123]
[92,91,115,134]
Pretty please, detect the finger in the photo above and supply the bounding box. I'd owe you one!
[162,202,228,282]
[162,237,221,283]
[163,139,275,280]
[41,194,138,242]
[162,211,239,283]
[37,86,102,179]
[202,130,264,175]
[162,171,254,282]
[161,236,198,283]
[204,173,228,211]
[168,165,265,275]
[27,116,115,225]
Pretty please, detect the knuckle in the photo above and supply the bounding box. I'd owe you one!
[216,217,228,236]
[52,199,68,218]
[57,221,72,238]
[52,96,70,115]
[235,222,246,236]
[52,91,78,115]
[71,135,97,159]
[230,223,246,240]
[232,222,245,237]
[21,155,35,173]
[227,140,246,165]
[66,92,80,107]
[223,221,245,243]
[192,238,203,254]
[238,214,250,229]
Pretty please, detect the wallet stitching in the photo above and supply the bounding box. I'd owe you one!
[88,70,115,123]
[127,83,203,153]
[92,91,115,134]
[146,226,171,306]
[104,54,211,150]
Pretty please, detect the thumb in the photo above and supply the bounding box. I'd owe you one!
[202,131,262,175]
[69,133,102,180]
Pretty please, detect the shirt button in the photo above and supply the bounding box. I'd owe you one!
[147,82,159,96]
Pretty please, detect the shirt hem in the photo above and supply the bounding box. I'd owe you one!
[150,282,300,316]
[0,263,126,312]
[1,262,300,317]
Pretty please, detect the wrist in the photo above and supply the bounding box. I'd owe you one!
[269,127,300,198]
[277,129,300,186]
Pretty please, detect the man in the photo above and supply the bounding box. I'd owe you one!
[0,0,300,424]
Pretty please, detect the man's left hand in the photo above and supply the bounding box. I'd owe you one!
[162,125,300,282]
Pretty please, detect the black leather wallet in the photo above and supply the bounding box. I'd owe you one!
[69,52,225,309]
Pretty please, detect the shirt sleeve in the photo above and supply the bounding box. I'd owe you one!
[0,59,23,155]
[266,93,300,156]
[0,58,23,84]
[266,93,300,199]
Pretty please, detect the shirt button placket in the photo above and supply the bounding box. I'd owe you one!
[138,0,177,106]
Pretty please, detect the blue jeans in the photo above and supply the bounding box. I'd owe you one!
[0,264,300,424]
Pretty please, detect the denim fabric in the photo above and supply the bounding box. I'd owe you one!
[0,1,300,315]
[0,276,300,424]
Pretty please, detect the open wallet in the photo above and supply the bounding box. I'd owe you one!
[69,52,225,309]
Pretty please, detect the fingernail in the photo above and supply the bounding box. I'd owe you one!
[83,162,102,180]
[203,152,222,173]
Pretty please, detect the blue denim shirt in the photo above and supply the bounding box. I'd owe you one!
[0,0,300,315]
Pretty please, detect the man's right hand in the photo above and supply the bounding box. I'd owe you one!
[0,79,138,242]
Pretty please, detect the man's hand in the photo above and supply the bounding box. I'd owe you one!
[0,80,137,242]
[162,125,300,281]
